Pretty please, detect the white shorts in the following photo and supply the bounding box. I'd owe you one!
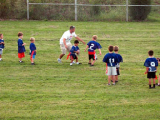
[60,43,72,55]
[0,49,3,55]
[106,67,117,76]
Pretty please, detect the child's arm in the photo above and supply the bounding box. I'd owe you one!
[22,43,26,46]
[145,67,149,74]
[98,49,102,55]
[84,45,89,52]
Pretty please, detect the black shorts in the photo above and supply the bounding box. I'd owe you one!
[89,55,95,60]
[116,68,120,76]
[147,72,156,79]
[70,55,77,60]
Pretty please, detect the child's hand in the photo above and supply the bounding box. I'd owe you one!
[1,42,4,44]
[35,50,37,52]
[99,52,102,55]
[23,43,26,46]
[144,71,148,74]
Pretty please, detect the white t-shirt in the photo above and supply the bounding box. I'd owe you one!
[60,30,77,45]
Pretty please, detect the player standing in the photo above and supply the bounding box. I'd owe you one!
[58,26,85,63]
[84,35,102,66]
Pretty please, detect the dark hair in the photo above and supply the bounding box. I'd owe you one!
[148,50,154,56]
[74,40,79,44]
[108,45,114,52]
[0,34,2,37]
[70,26,75,30]
[18,32,23,37]
[114,46,119,52]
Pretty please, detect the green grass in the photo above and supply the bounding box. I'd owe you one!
[0,21,160,120]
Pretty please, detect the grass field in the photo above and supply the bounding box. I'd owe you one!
[0,21,160,120]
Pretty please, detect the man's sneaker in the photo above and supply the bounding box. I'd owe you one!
[31,63,35,65]
[57,58,62,63]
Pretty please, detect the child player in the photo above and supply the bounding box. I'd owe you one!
[144,50,158,89]
[18,32,26,63]
[0,34,5,61]
[69,40,81,66]
[103,45,118,85]
[114,46,123,82]
[30,37,37,65]
[84,35,102,66]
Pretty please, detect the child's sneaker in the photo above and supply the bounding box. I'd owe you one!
[156,83,160,86]
[31,63,35,65]
[88,63,91,65]
[90,64,94,67]
[19,61,23,63]
[72,61,75,64]
[0,58,2,61]
[77,62,82,65]
[57,58,62,63]
[70,63,73,66]
[112,83,116,85]
[107,83,111,86]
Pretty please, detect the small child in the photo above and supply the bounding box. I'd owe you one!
[84,35,102,66]
[0,34,5,61]
[69,40,81,66]
[103,45,118,85]
[18,32,26,63]
[144,50,158,89]
[30,37,37,65]
[114,46,123,82]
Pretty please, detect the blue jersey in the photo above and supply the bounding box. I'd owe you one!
[144,57,158,72]
[30,43,36,55]
[0,39,4,49]
[103,53,118,67]
[115,54,123,67]
[18,39,25,53]
[87,41,102,52]
[70,46,79,55]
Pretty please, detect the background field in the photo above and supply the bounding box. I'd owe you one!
[0,21,160,120]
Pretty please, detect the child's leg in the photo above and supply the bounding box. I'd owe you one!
[0,54,1,58]
[19,58,22,61]
[89,59,91,64]
[115,75,118,81]
[91,60,96,65]
[149,79,152,88]
[76,58,78,63]
[153,78,156,88]
[158,75,160,85]
[31,58,34,63]
[112,75,115,84]
[108,75,111,84]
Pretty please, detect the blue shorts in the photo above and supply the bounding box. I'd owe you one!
[32,55,35,59]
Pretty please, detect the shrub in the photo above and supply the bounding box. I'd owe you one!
[130,0,151,21]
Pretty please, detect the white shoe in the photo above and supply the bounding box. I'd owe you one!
[70,63,73,66]
[57,58,62,63]
[72,61,75,64]
[0,58,2,61]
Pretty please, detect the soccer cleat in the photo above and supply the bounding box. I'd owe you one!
[57,58,62,63]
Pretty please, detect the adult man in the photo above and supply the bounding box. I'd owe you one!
[58,26,85,63]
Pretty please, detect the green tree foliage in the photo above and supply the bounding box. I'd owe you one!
[130,0,151,21]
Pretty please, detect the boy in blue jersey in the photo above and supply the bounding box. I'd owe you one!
[18,32,26,63]
[84,35,102,66]
[114,46,123,82]
[0,34,5,61]
[69,40,81,66]
[144,50,158,89]
[30,37,37,65]
[103,45,118,85]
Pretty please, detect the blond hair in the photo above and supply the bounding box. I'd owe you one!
[93,35,97,40]
[30,37,35,41]
[114,46,119,52]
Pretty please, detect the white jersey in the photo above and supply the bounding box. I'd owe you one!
[60,30,77,45]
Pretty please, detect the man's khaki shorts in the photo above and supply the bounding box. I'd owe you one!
[60,43,72,55]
